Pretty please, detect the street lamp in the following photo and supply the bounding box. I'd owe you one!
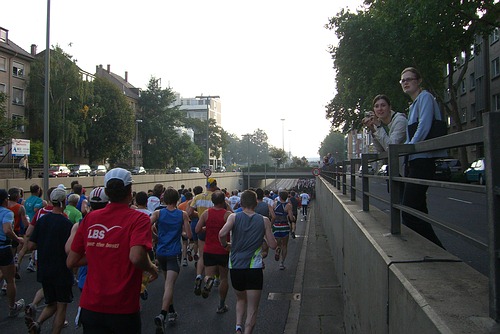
[288,129,292,166]
[134,119,143,167]
[243,134,252,189]
[280,118,285,151]
[196,95,220,171]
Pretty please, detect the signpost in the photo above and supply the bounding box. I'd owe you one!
[312,167,320,177]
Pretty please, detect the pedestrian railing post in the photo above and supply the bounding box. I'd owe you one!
[342,161,347,194]
[362,153,378,211]
[484,112,500,321]
[388,144,411,235]
[350,158,360,201]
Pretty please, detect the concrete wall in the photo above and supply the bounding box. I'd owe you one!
[315,176,496,333]
[0,172,244,198]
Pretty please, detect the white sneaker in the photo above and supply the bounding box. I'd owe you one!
[8,298,25,317]
[154,314,165,333]
[167,311,178,324]
[27,260,36,272]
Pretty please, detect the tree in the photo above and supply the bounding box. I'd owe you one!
[25,45,87,161]
[268,147,288,168]
[0,92,22,147]
[139,77,183,168]
[325,0,498,165]
[168,134,204,170]
[85,77,134,164]
[319,130,346,163]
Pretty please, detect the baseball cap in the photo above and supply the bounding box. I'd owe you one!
[50,187,67,204]
[0,189,9,202]
[89,187,109,203]
[206,177,217,187]
[104,168,133,188]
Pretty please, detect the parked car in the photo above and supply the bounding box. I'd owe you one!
[188,167,201,173]
[131,166,147,175]
[434,160,452,181]
[69,164,92,177]
[48,165,71,177]
[377,164,388,176]
[358,164,375,177]
[166,167,182,174]
[90,165,107,176]
[216,166,226,173]
[464,158,485,185]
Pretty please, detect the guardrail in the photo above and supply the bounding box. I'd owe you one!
[321,112,500,321]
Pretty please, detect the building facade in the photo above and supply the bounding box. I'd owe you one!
[0,27,35,157]
[447,27,500,161]
[176,94,222,168]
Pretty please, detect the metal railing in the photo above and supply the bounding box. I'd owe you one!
[320,112,500,321]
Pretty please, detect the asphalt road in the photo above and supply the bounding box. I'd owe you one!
[358,177,488,275]
[0,209,308,334]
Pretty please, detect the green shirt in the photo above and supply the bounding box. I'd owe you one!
[64,205,82,224]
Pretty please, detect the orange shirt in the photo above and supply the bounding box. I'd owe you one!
[178,200,190,213]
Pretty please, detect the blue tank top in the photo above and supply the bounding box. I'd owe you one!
[156,208,183,257]
[76,195,87,212]
[274,201,288,224]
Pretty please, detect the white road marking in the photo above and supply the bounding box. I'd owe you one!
[447,197,472,204]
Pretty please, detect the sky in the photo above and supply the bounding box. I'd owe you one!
[2,0,364,160]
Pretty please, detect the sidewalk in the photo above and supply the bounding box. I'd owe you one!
[287,202,345,333]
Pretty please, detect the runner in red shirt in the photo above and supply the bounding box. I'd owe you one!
[67,168,158,333]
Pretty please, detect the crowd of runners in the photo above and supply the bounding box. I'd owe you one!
[0,172,315,334]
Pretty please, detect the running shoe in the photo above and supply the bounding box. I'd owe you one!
[8,298,25,317]
[213,278,220,288]
[202,277,215,299]
[236,325,243,333]
[194,276,202,296]
[182,258,188,267]
[25,317,41,334]
[154,314,165,334]
[279,262,285,270]
[26,261,36,272]
[187,248,193,262]
[216,305,229,314]
[291,231,296,239]
[167,311,178,324]
[274,247,281,261]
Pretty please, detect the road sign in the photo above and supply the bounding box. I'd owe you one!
[312,167,320,176]
[11,138,30,156]
[203,168,212,177]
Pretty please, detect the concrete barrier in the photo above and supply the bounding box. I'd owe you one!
[0,172,245,198]
[315,176,496,333]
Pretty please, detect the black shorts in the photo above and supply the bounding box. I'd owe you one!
[0,247,14,266]
[11,238,19,249]
[80,308,141,334]
[203,252,229,267]
[157,255,180,273]
[42,282,73,304]
[230,268,263,291]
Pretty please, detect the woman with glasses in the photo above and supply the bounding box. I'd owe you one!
[400,67,445,248]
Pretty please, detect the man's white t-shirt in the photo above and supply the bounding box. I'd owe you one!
[300,193,310,205]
